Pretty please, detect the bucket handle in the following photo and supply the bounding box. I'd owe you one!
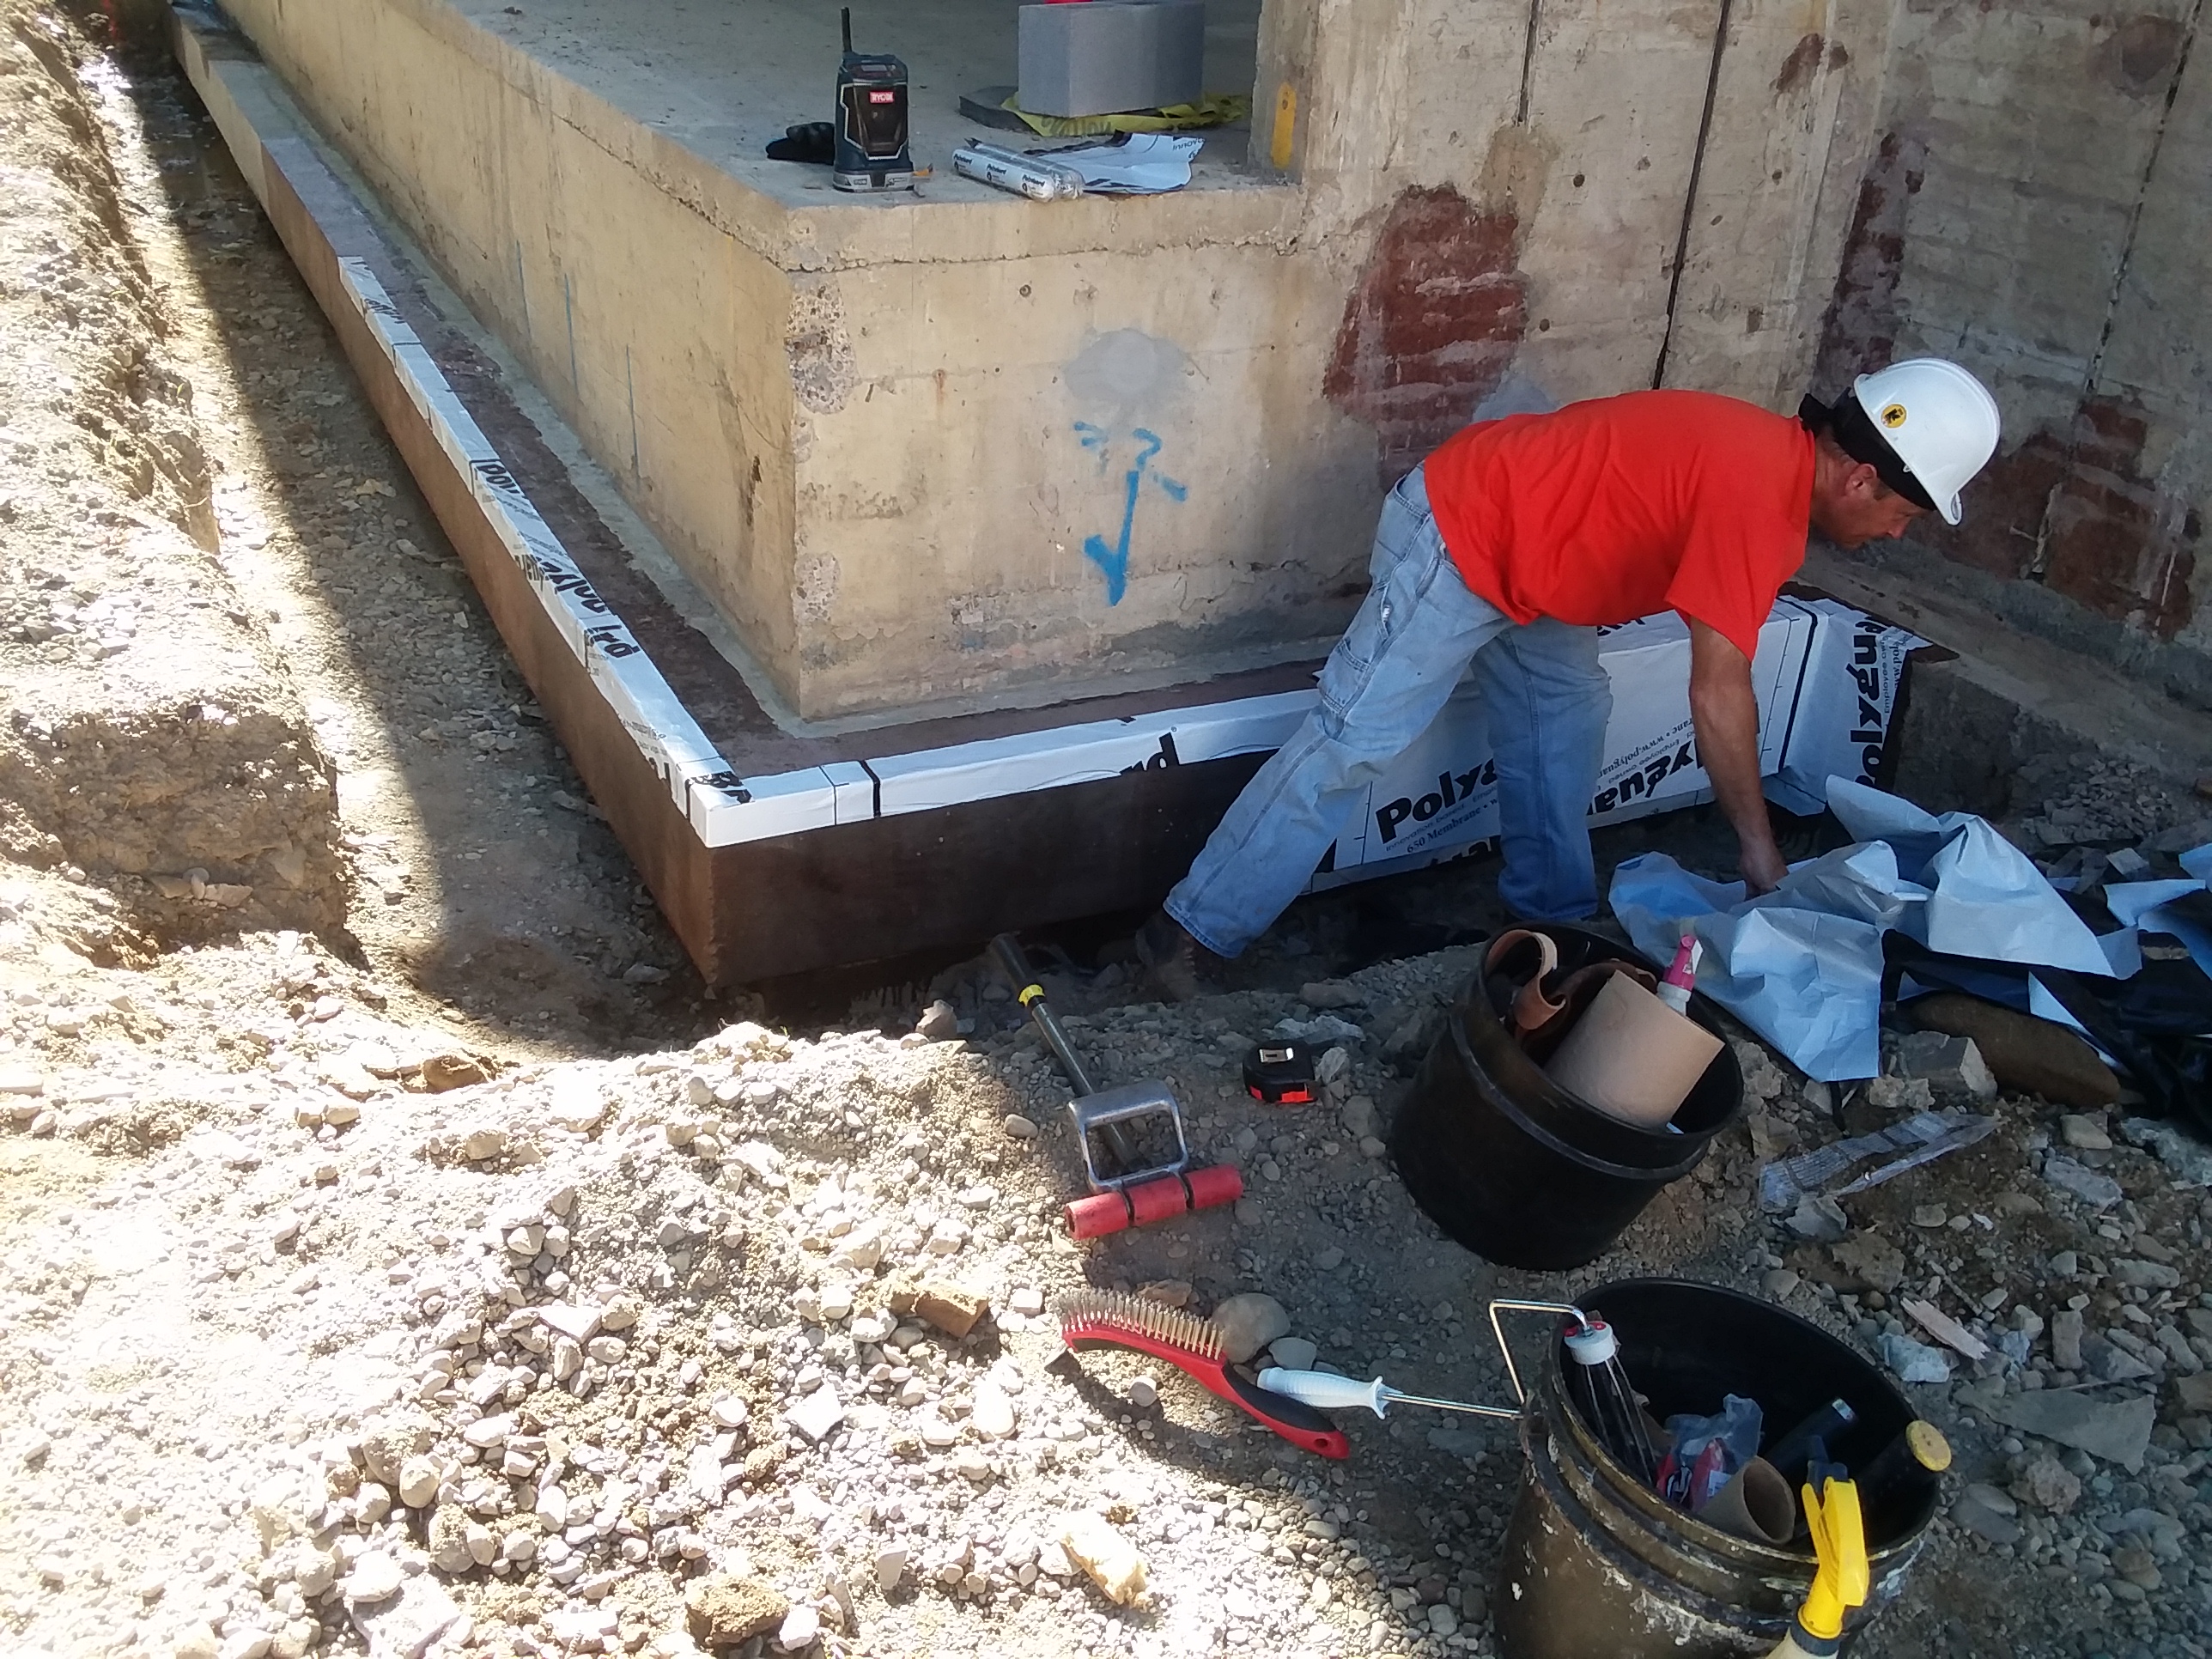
[1486,1299,1586,1406]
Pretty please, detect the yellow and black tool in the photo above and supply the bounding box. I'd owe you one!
[1766,1471,1869,1657]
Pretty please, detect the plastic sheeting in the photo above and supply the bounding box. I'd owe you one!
[1612,779,2115,1080]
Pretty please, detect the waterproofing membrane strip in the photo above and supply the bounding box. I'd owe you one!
[328,258,838,847]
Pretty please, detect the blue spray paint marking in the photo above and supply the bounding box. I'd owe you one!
[1074,423,1186,605]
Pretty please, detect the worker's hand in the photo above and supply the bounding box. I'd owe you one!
[1740,836,1790,896]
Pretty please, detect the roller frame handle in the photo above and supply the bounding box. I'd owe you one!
[1258,1367,1522,1422]
[989,932,1099,1098]
[1255,1367,1389,1418]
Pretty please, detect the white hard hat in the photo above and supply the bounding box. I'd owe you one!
[1846,358,2002,526]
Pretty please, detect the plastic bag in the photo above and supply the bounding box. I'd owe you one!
[1655,1395,1764,1510]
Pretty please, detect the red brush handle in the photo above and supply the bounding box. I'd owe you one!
[1066,1331,1351,1459]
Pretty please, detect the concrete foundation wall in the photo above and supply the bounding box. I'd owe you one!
[218,0,1897,720]
[1818,1,2211,702]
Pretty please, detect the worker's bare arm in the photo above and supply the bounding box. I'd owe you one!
[1686,620,1788,895]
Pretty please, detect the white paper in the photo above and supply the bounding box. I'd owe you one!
[1050,133,1201,194]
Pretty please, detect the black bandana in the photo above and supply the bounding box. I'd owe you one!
[1798,394,1938,514]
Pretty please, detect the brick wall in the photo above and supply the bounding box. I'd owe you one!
[1817,2,2208,671]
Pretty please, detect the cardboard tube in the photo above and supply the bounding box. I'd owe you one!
[1542,971,1723,1127]
[1698,1455,1796,1546]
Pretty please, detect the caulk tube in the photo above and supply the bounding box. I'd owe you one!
[951,141,1084,201]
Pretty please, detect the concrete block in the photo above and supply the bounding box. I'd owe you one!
[1018,1,1204,118]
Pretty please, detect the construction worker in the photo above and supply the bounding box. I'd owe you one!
[1136,359,2002,999]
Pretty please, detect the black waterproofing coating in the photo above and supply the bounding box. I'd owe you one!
[1884,932,2212,1138]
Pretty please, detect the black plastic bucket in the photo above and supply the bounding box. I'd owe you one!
[1389,925,1742,1269]
[1495,1280,1938,1659]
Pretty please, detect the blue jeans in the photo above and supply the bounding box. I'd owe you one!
[1166,465,1613,957]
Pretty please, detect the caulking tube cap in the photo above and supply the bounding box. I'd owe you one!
[1563,1316,1619,1366]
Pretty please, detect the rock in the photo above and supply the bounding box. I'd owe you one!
[2051,1309,2086,1371]
[1126,1376,1158,1409]
[1211,1292,1291,1364]
[342,1552,404,1606]
[1862,1074,1934,1115]
[458,1127,506,1162]
[710,1395,750,1431]
[685,1576,791,1649]
[1950,1492,2021,1546]
[1761,1268,1800,1298]
[546,1073,607,1132]
[2011,1454,2081,1516]
[1786,1195,1849,1243]
[0,1064,46,1097]
[1963,1481,2016,1518]
[873,1546,909,1596]
[2059,1114,2112,1152]
[1339,1096,1378,1140]
[420,1054,489,1092]
[1312,1246,1346,1273]
[1137,1279,1192,1309]
[1877,1333,1951,1384]
[2042,1155,2123,1209]
[1299,980,1364,1010]
[915,1000,961,1042]
[1001,1114,1039,1140]
[915,1281,989,1338]
[785,1389,846,1444]
[1894,1031,1998,1102]
[1984,1390,2155,1470]
[2112,1257,2181,1290]
[1831,1235,1907,1294]
[540,1303,605,1343]
[1056,1511,1147,1605]
[1902,994,2118,1108]
[2118,1117,2212,1187]
[1268,1336,1319,1371]
[349,1576,461,1658]
[2110,1547,2160,1593]
[970,1382,1017,1440]
[2173,1372,2212,1413]
[2080,1334,2153,1383]
[775,1605,821,1653]
[396,1456,440,1509]
[951,1448,993,1482]
[1007,1286,1045,1316]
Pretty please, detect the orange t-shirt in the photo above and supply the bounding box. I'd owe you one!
[1423,390,1814,659]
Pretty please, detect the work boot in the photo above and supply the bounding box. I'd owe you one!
[1134,909,1212,1002]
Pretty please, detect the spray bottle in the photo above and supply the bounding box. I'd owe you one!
[1656,932,1701,1015]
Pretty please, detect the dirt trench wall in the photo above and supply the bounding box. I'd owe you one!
[0,1,343,942]
[1816,2,2212,706]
